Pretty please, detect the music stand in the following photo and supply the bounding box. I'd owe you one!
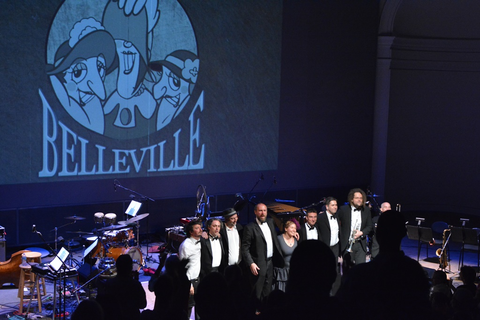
[450,220,480,271]
[406,217,433,261]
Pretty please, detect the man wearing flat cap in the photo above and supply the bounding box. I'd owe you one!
[219,208,243,266]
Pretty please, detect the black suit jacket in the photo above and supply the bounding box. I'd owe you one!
[337,204,373,254]
[317,212,340,246]
[219,222,243,260]
[200,236,226,278]
[241,218,284,277]
[298,221,321,243]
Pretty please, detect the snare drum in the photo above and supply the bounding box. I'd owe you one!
[94,212,104,223]
[105,229,129,246]
[104,213,117,225]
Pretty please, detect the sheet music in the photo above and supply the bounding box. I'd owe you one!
[125,200,142,217]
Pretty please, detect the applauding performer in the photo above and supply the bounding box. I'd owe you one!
[337,188,373,268]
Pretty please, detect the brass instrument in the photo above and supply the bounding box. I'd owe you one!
[436,229,451,269]
[347,222,361,253]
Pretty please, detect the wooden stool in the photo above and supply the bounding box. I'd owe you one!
[24,251,47,296]
[18,262,42,313]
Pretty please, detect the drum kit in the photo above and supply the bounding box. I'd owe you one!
[64,211,150,276]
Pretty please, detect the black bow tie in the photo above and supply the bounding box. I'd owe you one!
[210,236,219,241]
[330,215,336,220]
[354,208,361,212]
[308,225,315,231]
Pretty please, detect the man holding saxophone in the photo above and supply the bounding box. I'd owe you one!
[337,188,373,271]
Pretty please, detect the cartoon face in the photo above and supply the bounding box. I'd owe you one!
[153,65,190,109]
[114,39,141,98]
[62,54,107,105]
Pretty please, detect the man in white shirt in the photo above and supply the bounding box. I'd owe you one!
[317,196,341,294]
[337,188,373,268]
[299,208,320,242]
[200,218,226,277]
[178,219,203,319]
[241,203,283,313]
[219,208,243,266]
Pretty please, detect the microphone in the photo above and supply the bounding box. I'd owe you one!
[32,225,36,233]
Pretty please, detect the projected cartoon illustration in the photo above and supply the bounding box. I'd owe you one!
[40,0,205,177]
[102,0,157,130]
[47,18,117,134]
[150,50,199,130]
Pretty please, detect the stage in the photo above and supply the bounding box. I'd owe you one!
[0,235,478,319]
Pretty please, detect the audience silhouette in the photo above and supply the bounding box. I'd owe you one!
[68,209,480,320]
[96,254,146,320]
[71,299,104,320]
[337,210,432,320]
[195,271,237,320]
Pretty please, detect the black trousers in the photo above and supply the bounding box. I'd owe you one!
[251,258,273,304]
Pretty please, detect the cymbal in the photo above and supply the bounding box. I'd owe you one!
[64,215,86,220]
[118,213,149,225]
[97,224,125,232]
[66,231,93,235]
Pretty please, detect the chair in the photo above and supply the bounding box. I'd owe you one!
[24,251,47,296]
[18,256,43,313]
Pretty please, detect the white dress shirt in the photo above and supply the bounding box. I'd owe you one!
[178,237,201,280]
[350,206,362,236]
[226,225,241,265]
[326,212,339,246]
[305,222,319,240]
[257,218,273,259]
[209,236,222,268]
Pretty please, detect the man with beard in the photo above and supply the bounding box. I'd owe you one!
[241,203,284,314]
[219,208,243,266]
[337,188,373,268]
[200,218,226,277]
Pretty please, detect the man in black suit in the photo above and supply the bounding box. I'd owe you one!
[337,188,373,268]
[200,218,226,278]
[299,207,321,242]
[219,208,243,266]
[241,203,284,311]
[317,197,340,262]
[317,196,341,294]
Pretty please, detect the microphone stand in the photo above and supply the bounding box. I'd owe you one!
[262,176,277,199]
[33,228,74,320]
[49,220,76,254]
[246,174,264,223]
[113,180,155,265]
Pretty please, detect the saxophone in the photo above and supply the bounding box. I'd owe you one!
[436,229,451,269]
